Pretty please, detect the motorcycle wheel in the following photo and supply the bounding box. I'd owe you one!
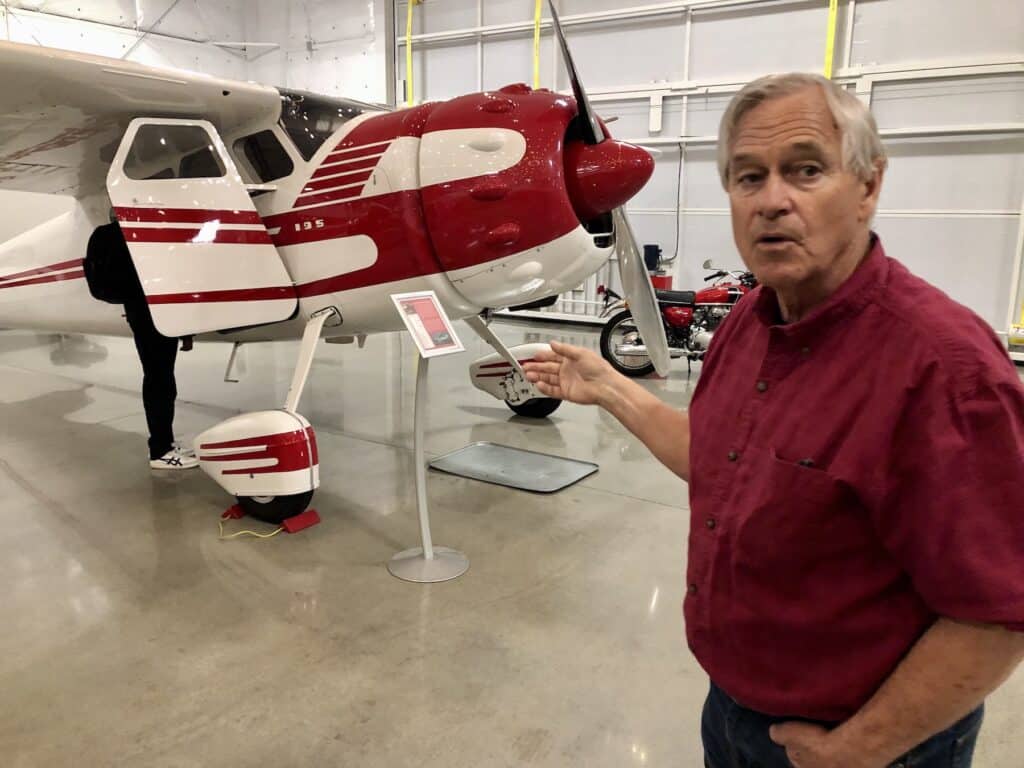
[599,309,656,377]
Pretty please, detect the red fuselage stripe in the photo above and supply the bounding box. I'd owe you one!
[146,286,295,304]
[323,140,391,164]
[0,269,85,291]
[301,168,374,193]
[122,228,273,245]
[293,188,364,209]
[0,258,83,283]
[114,207,263,225]
[309,155,380,180]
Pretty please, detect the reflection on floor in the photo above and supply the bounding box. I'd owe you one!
[0,321,1020,767]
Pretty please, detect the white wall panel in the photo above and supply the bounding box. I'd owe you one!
[422,43,478,100]
[872,76,1024,130]
[671,214,740,286]
[688,2,826,82]
[850,0,1024,67]
[684,94,731,137]
[245,1,388,103]
[881,137,1024,212]
[484,0,536,27]
[5,0,244,42]
[603,98,685,141]
[562,16,687,90]
[403,0,477,33]
[681,150,728,209]
[3,4,247,77]
[873,217,1020,330]
[482,35,554,91]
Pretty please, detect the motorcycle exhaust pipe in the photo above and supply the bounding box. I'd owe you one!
[614,343,687,359]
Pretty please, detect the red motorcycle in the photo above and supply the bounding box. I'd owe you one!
[599,260,756,376]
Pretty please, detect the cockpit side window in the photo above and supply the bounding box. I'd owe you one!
[277,90,381,161]
[233,130,295,183]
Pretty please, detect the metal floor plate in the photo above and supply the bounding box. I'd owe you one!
[429,441,598,494]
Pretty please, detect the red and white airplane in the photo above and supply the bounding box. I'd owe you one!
[0,4,669,523]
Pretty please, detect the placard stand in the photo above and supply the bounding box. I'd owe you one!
[387,293,468,583]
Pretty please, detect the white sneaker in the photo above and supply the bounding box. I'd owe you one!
[149,448,199,470]
[173,440,196,458]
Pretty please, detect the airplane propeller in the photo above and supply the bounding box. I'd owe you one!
[548,0,671,376]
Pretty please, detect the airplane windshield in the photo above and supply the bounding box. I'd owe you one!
[278,90,383,161]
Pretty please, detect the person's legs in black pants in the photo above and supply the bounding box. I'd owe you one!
[125,303,178,460]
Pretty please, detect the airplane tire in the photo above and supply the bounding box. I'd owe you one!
[506,397,561,418]
[237,491,314,525]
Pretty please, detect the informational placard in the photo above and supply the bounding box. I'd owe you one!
[391,290,464,358]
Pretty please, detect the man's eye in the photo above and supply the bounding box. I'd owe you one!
[796,165,821,178]
[737,173,761,185]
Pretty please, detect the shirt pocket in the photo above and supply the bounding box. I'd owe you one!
[762,447,840,505]
[733,447,861,573]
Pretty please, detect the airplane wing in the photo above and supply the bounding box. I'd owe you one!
[0,41,281,199]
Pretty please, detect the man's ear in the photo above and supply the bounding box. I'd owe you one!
[859,160,885,222]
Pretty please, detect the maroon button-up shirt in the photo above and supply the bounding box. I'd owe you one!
[686,236,1024,722]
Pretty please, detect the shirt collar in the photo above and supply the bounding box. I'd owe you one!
[752,233,889,341]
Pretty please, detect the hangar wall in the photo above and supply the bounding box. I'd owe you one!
[396,0,1024,337]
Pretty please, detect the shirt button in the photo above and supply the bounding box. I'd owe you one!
[801,346,811,356]
[688,584,698,596]
[705,518,717,530]
[727,451,739,462]
[756,380,769,393]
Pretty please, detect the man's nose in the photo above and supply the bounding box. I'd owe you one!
[758,173,792,220]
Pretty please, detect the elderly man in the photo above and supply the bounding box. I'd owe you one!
[524,73,1024,768]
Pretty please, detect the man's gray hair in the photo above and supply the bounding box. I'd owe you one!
[717,72,887,188]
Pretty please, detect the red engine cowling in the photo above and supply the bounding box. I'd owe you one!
[664,305,694,328]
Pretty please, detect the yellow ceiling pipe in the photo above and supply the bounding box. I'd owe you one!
[406,0,423,107]
[823,0,839,78]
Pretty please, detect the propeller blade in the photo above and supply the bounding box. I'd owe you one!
[611,207,671,376]
[547,0,604,145]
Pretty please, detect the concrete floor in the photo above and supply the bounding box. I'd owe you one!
[0,320,1021,768]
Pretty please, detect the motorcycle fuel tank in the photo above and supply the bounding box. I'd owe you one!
[664,306,694,328]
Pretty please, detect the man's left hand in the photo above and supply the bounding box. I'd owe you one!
[769,722,882,768]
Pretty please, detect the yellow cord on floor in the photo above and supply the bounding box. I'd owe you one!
[218,519,284,540]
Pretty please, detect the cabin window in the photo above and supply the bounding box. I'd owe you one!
[233,130,294,182]
[124,124,226,180]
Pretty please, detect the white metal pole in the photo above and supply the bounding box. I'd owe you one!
[1006,193,1024,335]
[476,0,483,91]
[842,0,856,71]
[413,354,434,560]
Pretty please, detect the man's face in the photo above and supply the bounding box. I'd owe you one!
[726,86,880,294]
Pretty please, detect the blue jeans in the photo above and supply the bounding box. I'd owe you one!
[702,682,984,768]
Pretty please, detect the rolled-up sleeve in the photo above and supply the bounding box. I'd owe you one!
[872,372,1024,632]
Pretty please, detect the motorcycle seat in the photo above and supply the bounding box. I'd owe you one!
[656,289,696,306]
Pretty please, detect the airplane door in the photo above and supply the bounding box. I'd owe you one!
[106,118,298,337]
